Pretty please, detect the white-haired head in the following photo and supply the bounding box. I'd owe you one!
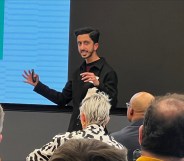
[80,91,111,127]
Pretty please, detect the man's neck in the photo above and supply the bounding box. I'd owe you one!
[85,53,100,64]
[131,113,144,122]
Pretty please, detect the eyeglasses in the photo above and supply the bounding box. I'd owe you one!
[126,102,130,108]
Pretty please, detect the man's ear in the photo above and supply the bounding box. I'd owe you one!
[127,108,134,122]
[94,43,99,51]
[0,134,2,143]
[139,125,143,145]
[130,108,134,115]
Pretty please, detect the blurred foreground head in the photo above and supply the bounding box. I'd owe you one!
[49,139,128,161]
[139,93,184,160]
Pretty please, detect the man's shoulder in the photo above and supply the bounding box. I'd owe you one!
[100,59,117,77]
[100,57,114,68]
[53,130,87,141]
[111,124,139,138]
[111,127,129,137]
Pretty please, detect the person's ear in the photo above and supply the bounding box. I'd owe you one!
[127,108,133,122]
[0,134,2,143]
[130,108,134,115]
[104,116,110,127]
[94,43,99,51]
[139,125,143,145]
[80,113,87,128]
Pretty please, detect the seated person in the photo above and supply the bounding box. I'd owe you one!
[26,88,125,161]
[137,93,184,161]
[111,92,154,161]
[49,139,128,161]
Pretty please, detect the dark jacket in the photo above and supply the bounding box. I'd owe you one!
[111,119,143,161]
[34,57,118,132]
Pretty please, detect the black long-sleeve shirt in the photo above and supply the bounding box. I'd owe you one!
[34,57,118,132]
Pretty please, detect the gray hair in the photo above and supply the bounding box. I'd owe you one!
[80,91,111,126]
[0,105,4,133]
[49,139,128,161]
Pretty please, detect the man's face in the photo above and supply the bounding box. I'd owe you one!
[77,34,98,59]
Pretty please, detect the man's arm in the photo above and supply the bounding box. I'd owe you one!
[34,81,73,107]
[23,69,73,107]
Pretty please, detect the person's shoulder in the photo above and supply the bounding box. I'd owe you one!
[111,126,133,138]
[100,57,110,66]
[111,130,121,137]
[53,130,86,141]
[106,135,125,149]
[111,129,126,140]
[100,57,116,71]
[54,132,69,139]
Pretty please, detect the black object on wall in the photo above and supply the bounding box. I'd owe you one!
[69,0,184,108]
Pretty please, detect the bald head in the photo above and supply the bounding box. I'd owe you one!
[130,92,154,112]
[127,92,154,121]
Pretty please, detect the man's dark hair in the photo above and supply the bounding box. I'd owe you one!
[141,93,184,158]
[74,27,100,43]
[49,139,127,161]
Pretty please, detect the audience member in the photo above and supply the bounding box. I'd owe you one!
[49,139,128,161]
[137,93,184,161]
[26,89,124,161]
[111,92,154,161]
